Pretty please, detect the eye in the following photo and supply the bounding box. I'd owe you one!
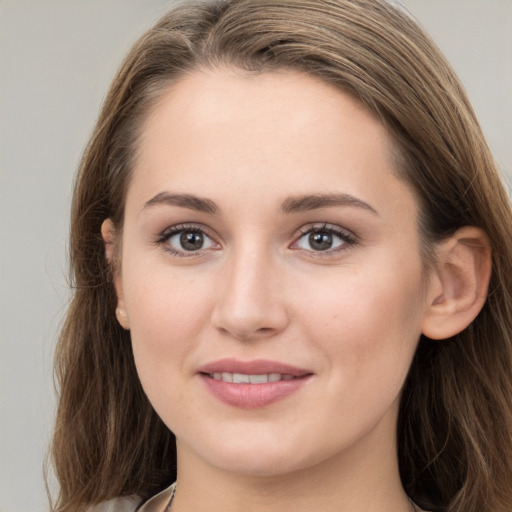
[156,224,218,257]
[292,224,356,253]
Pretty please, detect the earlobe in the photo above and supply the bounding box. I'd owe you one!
[115,305,130,330]
[101,219,130,330]
[421,226,491,340]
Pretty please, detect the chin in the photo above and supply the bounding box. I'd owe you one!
[185,432,325,478]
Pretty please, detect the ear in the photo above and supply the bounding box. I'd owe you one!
[422,226,491,340]
[101,219,130,330]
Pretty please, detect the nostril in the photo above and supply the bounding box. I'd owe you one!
[214,322,285,342]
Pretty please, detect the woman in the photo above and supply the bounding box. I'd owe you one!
[50,1,512,511]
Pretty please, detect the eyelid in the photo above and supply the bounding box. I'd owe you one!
[155,222,221,257]
[290,223,358,255]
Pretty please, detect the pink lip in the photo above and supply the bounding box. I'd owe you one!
[199,358,311,376]
[198,358,313,409]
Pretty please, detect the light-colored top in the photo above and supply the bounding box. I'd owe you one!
[87,482,175,512]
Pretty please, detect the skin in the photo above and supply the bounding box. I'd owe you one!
[103,68,479,512]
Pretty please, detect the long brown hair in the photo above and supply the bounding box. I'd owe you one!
[51,1,512,511]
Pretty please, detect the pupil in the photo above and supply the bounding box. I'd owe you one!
[180,231,203,251]
[309,231,332,251]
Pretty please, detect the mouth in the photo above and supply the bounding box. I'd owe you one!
[198,359,313,409]
[198,358,312,381]
[204,372,299,384]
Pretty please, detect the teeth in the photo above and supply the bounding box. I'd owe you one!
[233,373,250,384]
[210,372,295,383]
[249,374,268,384]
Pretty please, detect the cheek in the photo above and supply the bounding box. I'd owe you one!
[294,257,425,376]
[122,263,214,381]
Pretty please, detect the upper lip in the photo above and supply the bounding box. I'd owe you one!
[198,358,312,377]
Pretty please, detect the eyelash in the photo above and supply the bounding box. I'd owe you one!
[154,223,358,258]
[291,223,358,257]
[154,223,219,258]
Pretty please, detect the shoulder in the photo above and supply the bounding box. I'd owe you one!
[86,495,141,512]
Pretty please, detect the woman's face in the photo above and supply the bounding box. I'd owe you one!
[113,69,434,477]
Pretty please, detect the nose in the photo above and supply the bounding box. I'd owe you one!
[211,246,289,341]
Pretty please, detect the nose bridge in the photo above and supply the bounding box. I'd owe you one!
[212,239,288,340]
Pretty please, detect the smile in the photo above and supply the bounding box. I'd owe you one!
[208,372,297,383]
[198,359,312,409]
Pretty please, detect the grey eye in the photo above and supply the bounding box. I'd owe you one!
[180,231,204,251]
[168,230,215,252]
[296,229,345,252]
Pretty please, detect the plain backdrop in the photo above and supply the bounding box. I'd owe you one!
[0,1,511,511]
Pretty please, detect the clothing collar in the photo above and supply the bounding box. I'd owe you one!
[137,482,176,512]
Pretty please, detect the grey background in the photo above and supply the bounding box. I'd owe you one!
[0,1,510,511]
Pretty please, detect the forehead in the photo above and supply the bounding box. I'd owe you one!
[128,68,415,218]
[138,68,387,154]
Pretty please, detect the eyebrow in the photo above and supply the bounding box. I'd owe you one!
[143,192,218,214]
[142,191,377,216]
[280,193,378,215]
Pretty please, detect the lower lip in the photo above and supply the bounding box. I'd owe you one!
[200,374,311,409]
